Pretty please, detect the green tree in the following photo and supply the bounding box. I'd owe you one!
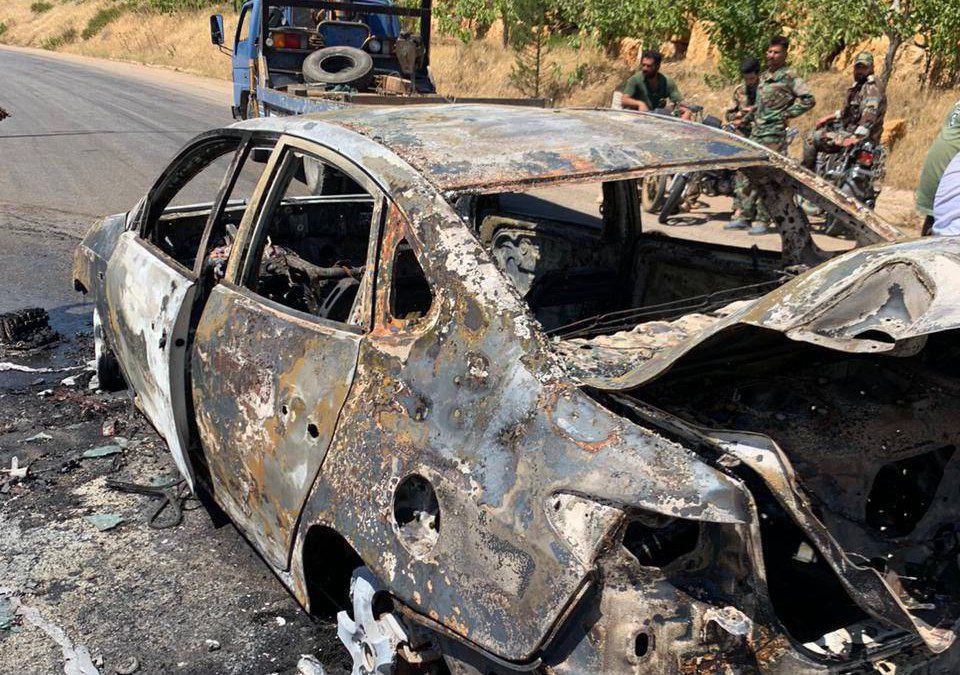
[914,0,960,84]
[506,0,561,97]
[565,0,692,51]
[698,0,782,79]
[795,0,960,86]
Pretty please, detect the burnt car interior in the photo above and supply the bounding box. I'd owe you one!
[602,326,960,659]
[455,170,960,660]
[243,150,374,324]
[144,137,241,270]
[463,176,792,336]
[145,137,277,274]
[390,238,434,323]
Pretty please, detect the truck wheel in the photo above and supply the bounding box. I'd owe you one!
[93,309,126,391]
[302,46,373,89]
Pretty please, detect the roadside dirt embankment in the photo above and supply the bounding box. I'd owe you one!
[1,2,955,224]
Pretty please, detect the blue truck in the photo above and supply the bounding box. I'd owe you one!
[211,0,537,118]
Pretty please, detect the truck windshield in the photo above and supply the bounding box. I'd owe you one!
[268,2,402,38]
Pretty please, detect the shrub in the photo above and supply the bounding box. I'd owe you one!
[145,0,220,12]
[81,6,125,40]
[40,28,78,50]
[30,2,53,13]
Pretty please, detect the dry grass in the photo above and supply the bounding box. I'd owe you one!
[1,2,955,201]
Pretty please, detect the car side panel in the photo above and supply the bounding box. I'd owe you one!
[73,213,127,297]
[191,283,361,569]
[289,208,748,660]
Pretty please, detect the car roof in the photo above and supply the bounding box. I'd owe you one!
[248,104,771,192]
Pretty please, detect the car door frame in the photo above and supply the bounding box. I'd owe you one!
[191,134,388,568]
[103,129,266,490]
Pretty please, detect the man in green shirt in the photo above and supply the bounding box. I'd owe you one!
[917,99,960,232]
[621,51,689,117]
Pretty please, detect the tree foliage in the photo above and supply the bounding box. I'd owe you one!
[697,0,781,79]
[793,0,960,85]
[435,0,960,86]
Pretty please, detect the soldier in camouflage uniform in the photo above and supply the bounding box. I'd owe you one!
[802,52,886,171]
[731,36,816,235]
[724,58,760,227]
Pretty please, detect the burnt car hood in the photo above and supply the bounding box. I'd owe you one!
[563,236,960,391]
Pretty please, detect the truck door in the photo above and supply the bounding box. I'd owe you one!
[232,1,260,116]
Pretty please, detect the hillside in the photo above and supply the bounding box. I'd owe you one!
[1,0,957,225]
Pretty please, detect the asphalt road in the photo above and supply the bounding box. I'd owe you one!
[0,46,232,332]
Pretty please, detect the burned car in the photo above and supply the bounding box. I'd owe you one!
[73,105,960,673]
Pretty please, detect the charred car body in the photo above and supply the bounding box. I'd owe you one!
[73,105,960,673]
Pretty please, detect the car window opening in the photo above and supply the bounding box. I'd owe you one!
[247,151,374,325]
[468,178,790,341]
[390,238,433,324]
[149,139,240,269]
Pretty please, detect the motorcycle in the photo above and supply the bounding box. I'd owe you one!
[654,109,736,224]
[652,122,799,225]
[811,124,884,236]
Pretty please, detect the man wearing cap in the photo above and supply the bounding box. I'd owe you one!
[802,52,886,172]
[731,36,815,234]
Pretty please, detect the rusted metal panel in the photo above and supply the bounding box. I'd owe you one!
[192,283,362,569]
[561,236,960,392]
[262,105,768,191]
[293,206,750,660]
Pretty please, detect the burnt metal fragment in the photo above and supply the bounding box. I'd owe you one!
[0,308,58,350]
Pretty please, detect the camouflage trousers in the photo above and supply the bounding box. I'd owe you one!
[801,127,849,171]
[737,138,787,223]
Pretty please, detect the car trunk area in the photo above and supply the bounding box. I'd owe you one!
[598,327,960,660]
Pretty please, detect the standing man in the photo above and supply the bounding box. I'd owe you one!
[620,51,690,118]
[931,152,960,236]
[917,99,960,234]
[725,57,761,229]
[802,52,886,171]
[738,36,816,235]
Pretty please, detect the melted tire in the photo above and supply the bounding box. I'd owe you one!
[93,309,126,392]
[641,175,667,213]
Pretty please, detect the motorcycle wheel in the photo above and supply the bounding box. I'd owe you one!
[659,173,689,224]
[641,175,668,213]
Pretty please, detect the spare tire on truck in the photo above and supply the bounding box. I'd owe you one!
[302,46,374,89]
